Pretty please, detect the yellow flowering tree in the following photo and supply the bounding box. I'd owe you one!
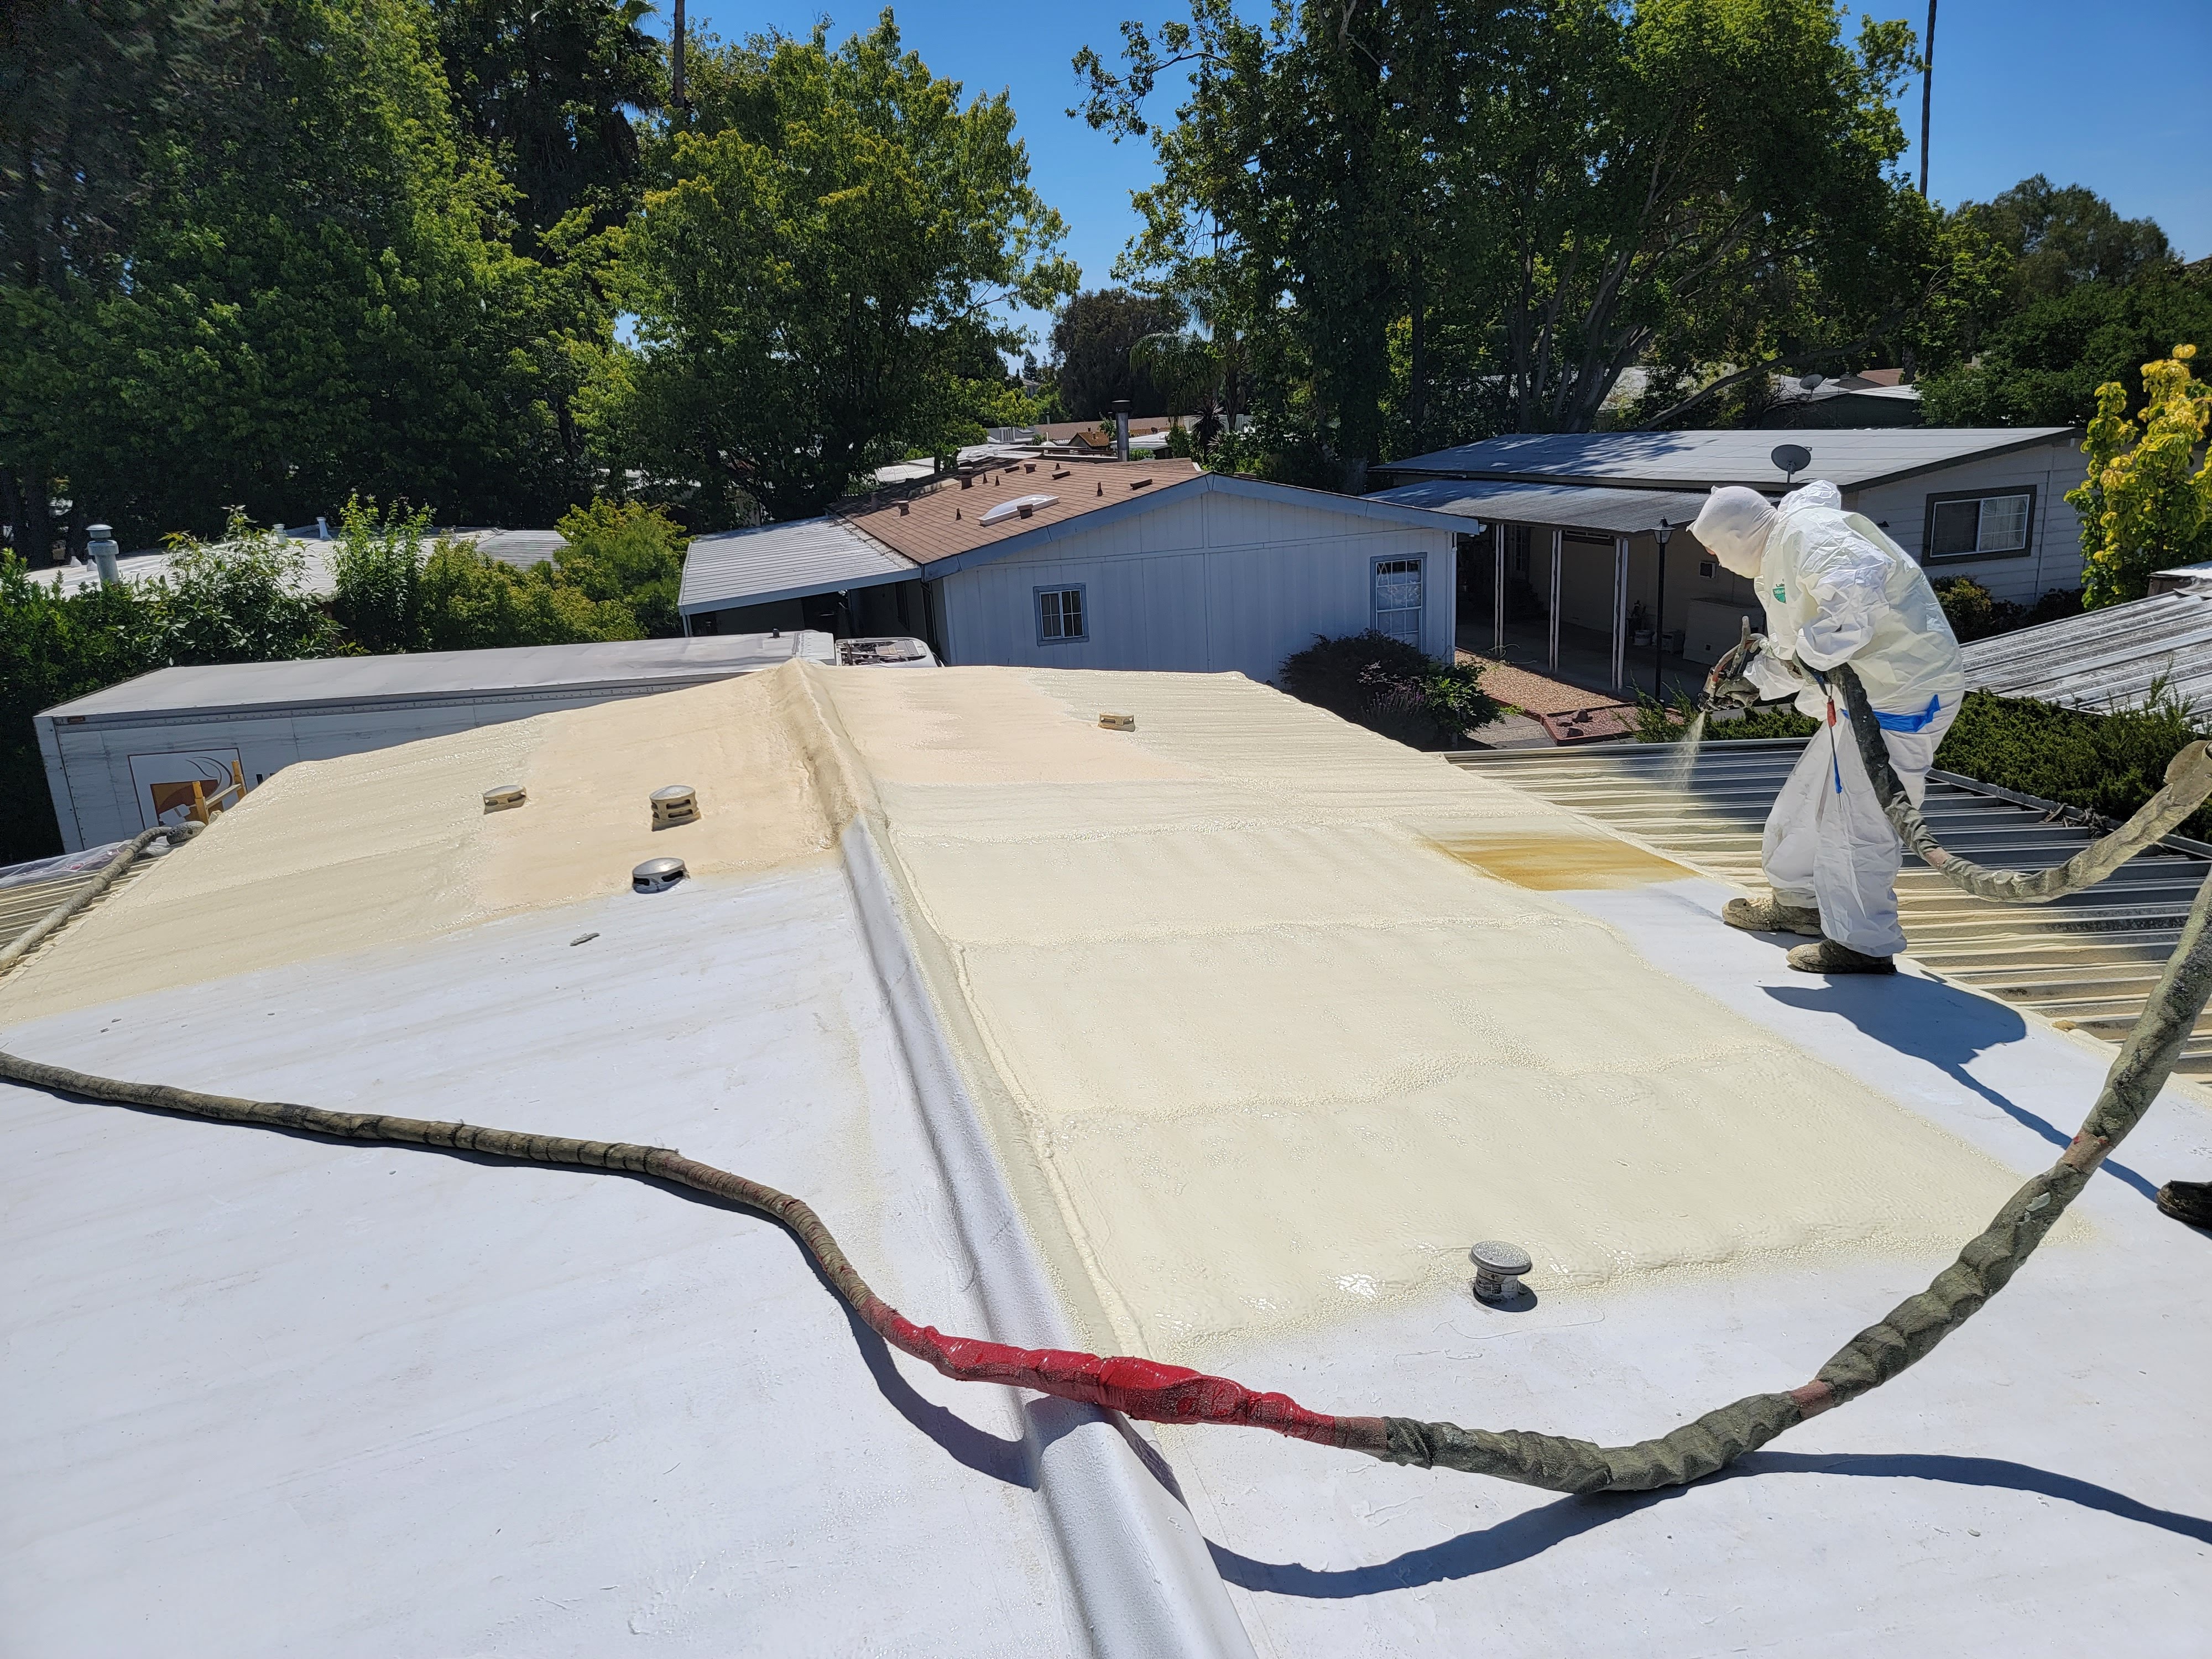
[2068,344,2212,607]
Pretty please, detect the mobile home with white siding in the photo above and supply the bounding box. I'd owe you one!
[679,460,1467,682]
[1371,427,2090,653]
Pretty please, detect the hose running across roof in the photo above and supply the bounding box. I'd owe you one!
[4,724,2212,1494]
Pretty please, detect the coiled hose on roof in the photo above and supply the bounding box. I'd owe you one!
[4,717,2212,1496]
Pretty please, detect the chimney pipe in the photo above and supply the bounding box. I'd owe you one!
[86,523,119,587]
[1110,399,1131,462]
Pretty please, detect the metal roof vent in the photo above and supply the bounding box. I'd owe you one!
[650,784,700,828]
[1099,712,1136,732]
[633,856,687,893]
[483,784,527,813]
[1469,1240,1532,1304]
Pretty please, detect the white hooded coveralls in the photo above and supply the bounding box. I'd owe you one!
[1700,481,1965,957]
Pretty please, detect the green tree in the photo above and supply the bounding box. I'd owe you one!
[1079,0,1928,481]
[2069,345,2212,608]
[154,512,341,664]
[1971,175,2176,309]
[0,554,166,859]
[1920,263,2212,428]
[416,540,640,650]
[1050,289,1183,419]
[429,0,665,239]
[553,498,688,637]
[331,496,433,654]
[593,14,1077,523]
[0,0,614,554]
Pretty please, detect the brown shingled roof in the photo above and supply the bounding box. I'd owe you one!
[838,459,1203,566]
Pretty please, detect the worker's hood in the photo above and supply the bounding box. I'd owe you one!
[1692,486,1777,577]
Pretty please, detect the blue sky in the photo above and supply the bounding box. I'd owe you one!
[679,1,2211,353]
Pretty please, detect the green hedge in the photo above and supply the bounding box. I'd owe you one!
[1637,687,2212,841]
[1280,631,1503,749]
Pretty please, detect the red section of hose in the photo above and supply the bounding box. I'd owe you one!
[852,1293,1353,1447]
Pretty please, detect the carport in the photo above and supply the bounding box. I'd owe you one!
[1370,479,1729,698]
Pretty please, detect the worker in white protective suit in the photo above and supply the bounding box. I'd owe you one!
[1692,481,1965,974]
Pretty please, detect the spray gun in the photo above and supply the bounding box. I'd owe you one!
[1699,617,1768,721]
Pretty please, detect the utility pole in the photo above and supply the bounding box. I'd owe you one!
[1918,1,1936,197]
[671,0,687,107]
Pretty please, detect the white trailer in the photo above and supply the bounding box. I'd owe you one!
[35,633,834,851]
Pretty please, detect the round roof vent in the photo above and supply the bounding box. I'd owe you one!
[633,855,687,893]
[483,784,526,813]
[650,784,700,828]
[1469,1240,1532,1304]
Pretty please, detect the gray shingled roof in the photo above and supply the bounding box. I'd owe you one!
[1379,427,2076,491]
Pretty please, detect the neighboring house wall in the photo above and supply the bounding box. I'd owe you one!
[43,683,775,851]
[1847,439,2086,603]
[932,491,1455,681]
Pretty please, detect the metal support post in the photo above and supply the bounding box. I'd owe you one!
[1547,528,1562,675]
[1611,534,1629,691]
[1493,525,1506,655]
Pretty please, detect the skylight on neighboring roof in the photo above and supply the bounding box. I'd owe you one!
[977,493,1058,526]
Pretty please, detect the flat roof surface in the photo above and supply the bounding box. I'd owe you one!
[41,632,835,721]
[678,516,915,614]
[1371,478,1714,531]
[4,662,2206,1654]
[40,536,342,600]
[1961,588,2212,712]
[1380,427,2076,490]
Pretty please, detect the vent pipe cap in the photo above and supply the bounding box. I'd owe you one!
[1469,1240,1532,1303]
[650,783,701,827]
[633,856,687,893]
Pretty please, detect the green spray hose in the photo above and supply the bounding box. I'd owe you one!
[4,715,2212,1495]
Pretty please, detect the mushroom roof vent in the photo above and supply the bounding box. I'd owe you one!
[633,856,687,893]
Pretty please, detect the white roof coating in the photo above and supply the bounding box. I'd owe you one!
[40,632,835,722]
[1961,587,2212,713]
[40,535,342,600]
[1381,427,2077,490]
[679,516,916,614]
[4,662,2208,1655]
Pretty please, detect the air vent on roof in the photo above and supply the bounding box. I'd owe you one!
[1470,1240,1532,1304]
[633,856,687,893]
[898,501,910,515]
[482,784,526,813]
[1099,713,1136,732]
[1129,477,1153,490]
[960,474,973,489]
[978,493,1057,526]
[650,784,700,828]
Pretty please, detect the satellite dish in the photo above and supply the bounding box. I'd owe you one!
[1771,443,1812,482]
[1797,372,1826,392]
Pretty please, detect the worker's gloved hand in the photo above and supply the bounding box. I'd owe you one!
[1705,669,1764,712]
[1702,627,1780,713]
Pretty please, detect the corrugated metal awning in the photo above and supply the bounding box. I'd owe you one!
[1448,737,2212,1074]
[1369,479,1713,535]
[678,517,916,614]
[1960,589,2212,712]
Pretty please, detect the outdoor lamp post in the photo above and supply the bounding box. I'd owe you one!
[1652,519,1673,702]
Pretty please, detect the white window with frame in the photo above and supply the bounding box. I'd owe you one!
[1035,584,1087,644]
[1924,487,2035,561]
[1371,556,1425,646]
